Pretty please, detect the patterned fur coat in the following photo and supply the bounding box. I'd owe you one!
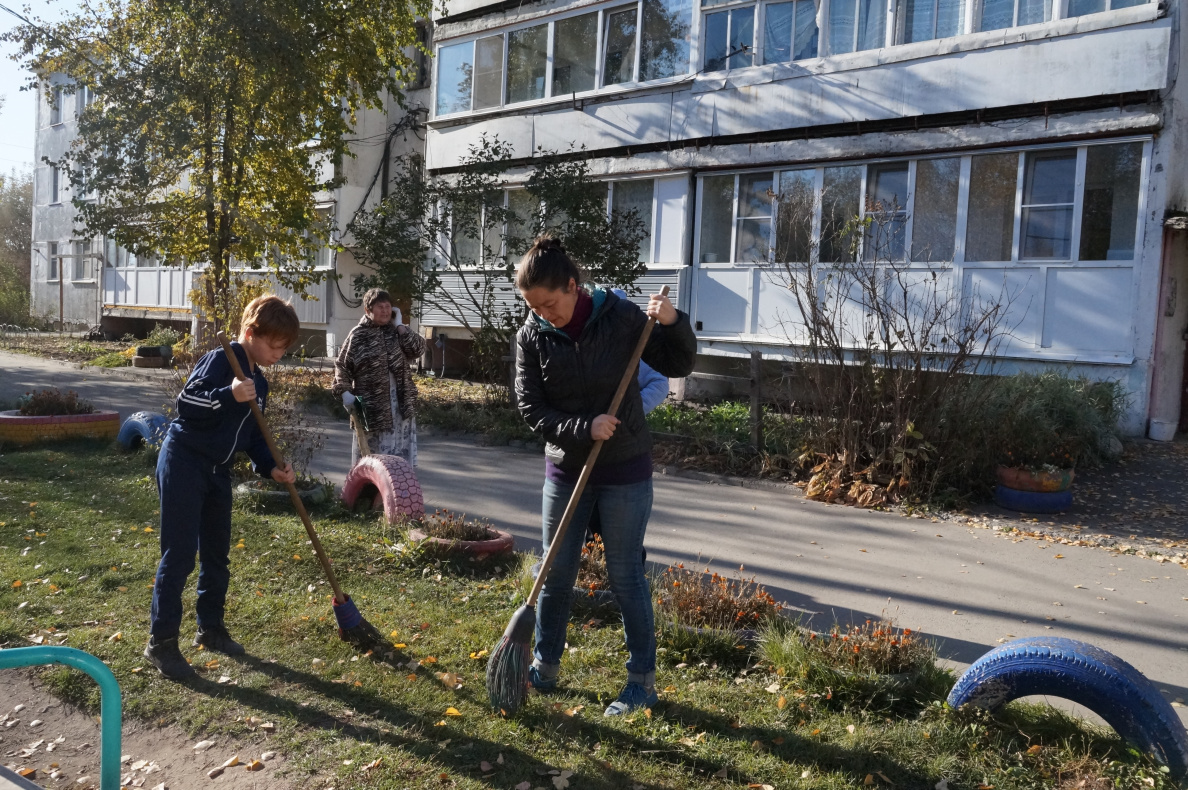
[332,316,426,433]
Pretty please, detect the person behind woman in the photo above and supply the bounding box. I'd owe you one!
[332,288,426,467]
[515,237,696,716]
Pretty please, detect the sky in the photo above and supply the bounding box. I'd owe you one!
[0,0,67,173]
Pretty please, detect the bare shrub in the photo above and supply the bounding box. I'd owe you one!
[766,181,1017,505]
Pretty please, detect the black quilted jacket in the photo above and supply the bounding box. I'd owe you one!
[515,287,696,473]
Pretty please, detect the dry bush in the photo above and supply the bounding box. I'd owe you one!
[656,563,783,632]
[801,618,931,675]
[17,388,95,416]
[416,509,497,541]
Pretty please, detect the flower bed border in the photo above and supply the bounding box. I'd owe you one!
[0,410,120,445]
[408,528,514,559]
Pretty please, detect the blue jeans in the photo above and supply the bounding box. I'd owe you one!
[150,437,233,639]
[535,477,655,680]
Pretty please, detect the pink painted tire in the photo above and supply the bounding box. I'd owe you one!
[339,454,424,523]
[408,528,515,559]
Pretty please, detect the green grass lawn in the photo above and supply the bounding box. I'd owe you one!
[0,441,1174,789]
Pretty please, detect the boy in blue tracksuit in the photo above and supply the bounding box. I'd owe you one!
[145,295,299,679]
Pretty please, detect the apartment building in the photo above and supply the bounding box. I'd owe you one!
[421,0,1188,437]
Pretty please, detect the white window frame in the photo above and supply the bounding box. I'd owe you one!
[47,242,60,281]
[72,239,96,282]
[757,0,821,64]
[432,0,697,118]
[607,177,660,265]
[701,1,758,73]
[49,86,63,126]
[692,137,1150,269]
[50,165,61,204]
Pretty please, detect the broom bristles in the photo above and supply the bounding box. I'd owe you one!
[486,634,531,714]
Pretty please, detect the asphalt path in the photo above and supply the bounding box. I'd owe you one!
[3,351,1185,728]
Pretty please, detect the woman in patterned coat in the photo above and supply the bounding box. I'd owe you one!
[332,288,426,466]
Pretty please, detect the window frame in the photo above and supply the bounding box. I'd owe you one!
[607,177,659,265]
[701,1,758,73]
[72,239,95,282]
[759,0,820,64]
[692,137,1149,270]
[47,241,60,281]
[50,164,61,204]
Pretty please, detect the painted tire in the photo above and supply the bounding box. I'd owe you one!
[116,411,170,450]
[408,528,514,558]
[996,465,1074,492]
[339,454,424,523]
[993,485,1072,513]
[948,637,1188,778]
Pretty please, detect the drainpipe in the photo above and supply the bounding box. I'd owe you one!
[1147,220,1188,441]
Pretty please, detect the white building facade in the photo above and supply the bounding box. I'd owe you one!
[422,0,1188,437]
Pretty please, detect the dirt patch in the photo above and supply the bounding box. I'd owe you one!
[0,669,294,790]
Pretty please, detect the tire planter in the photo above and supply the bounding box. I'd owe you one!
[996,465,1074,492]
[993,485,1073,513]
[408,527,514,559]
[0,410,120,446]
[235,481,328,507]
[116,411,170,450]
[948,637,1188,778]
[339,454,425,523]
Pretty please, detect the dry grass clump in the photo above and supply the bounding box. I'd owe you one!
[656,563,783,632]
[575,534,610,596]
[417,509,497,542]
[805,618,931,675]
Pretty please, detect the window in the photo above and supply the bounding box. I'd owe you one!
[699,175,735,263]
[603,6,640,86]
[553,13,599,94]
[73,240,91,280]
[1019,149,1076,259]
[76,85,97,114]
[864,163,909,261]
[979,0,1050,31]
[828,0,886,55]
[910,158,960,262]
[506,190,540,253]
[435,41,474,115]
[897,0,964,43]
[736,173,773,261]
[964,153,1018,262]
[50,165,61,204]
[640,0,694,80]
[704,6,755,71]
[1066,0,1146,16]
[696,141,1146,271]
[507,24,548,104]
[610,179,656,263]
[49,86,63,125]
[763,0,819,63]
[774,169,815,262]
[820,166,861,262]
[105,240,140,268]
[452,203,483,266]
[1080,142,1142,261]
[474,36,505,110]
[48,242,60,280]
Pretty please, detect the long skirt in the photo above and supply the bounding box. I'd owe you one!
[351,372,417,467]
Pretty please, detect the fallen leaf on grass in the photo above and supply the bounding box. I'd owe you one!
[480,761,494,772]
[846,724,856,734]
[444,707,462,716]
[747,784,774,790]
[469,649,488,659]
[204,659,219,669]
[764,682,780,693]
[419,656,438,665]
[777,695,787,710]
[878,772,893,784]
[714,768,729,779]
[935,781,948,790]
[407,673,417,681]
[864,776,875,786]
[363,758,382,771]
[1027,744,1042,755]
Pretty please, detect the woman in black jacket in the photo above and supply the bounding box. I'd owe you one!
[514,237,696,716]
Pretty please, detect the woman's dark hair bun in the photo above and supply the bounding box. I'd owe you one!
[516,235,583,292]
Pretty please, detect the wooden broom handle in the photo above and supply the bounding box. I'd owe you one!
[216,331,347,603]
[526,285,670,607]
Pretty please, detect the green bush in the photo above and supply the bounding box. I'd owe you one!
[144,323,184,347]
[987,372,1125,470]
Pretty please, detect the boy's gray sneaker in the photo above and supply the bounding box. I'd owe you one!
[604,682,658,716]
[144,636,196,680]
[193,623,245,656]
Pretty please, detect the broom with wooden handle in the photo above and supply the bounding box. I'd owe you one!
[216,331,388,652]
[485,286,669,715]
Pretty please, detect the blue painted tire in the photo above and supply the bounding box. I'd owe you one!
[116,411,169,450]
[993,485,1072,513]
[948,637,1188,778]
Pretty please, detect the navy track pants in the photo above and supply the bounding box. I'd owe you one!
[149,436,234,639]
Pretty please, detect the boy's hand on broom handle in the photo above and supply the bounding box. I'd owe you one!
[271,462,296,485]
[231,377,257,402]
[591,414,620,441]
